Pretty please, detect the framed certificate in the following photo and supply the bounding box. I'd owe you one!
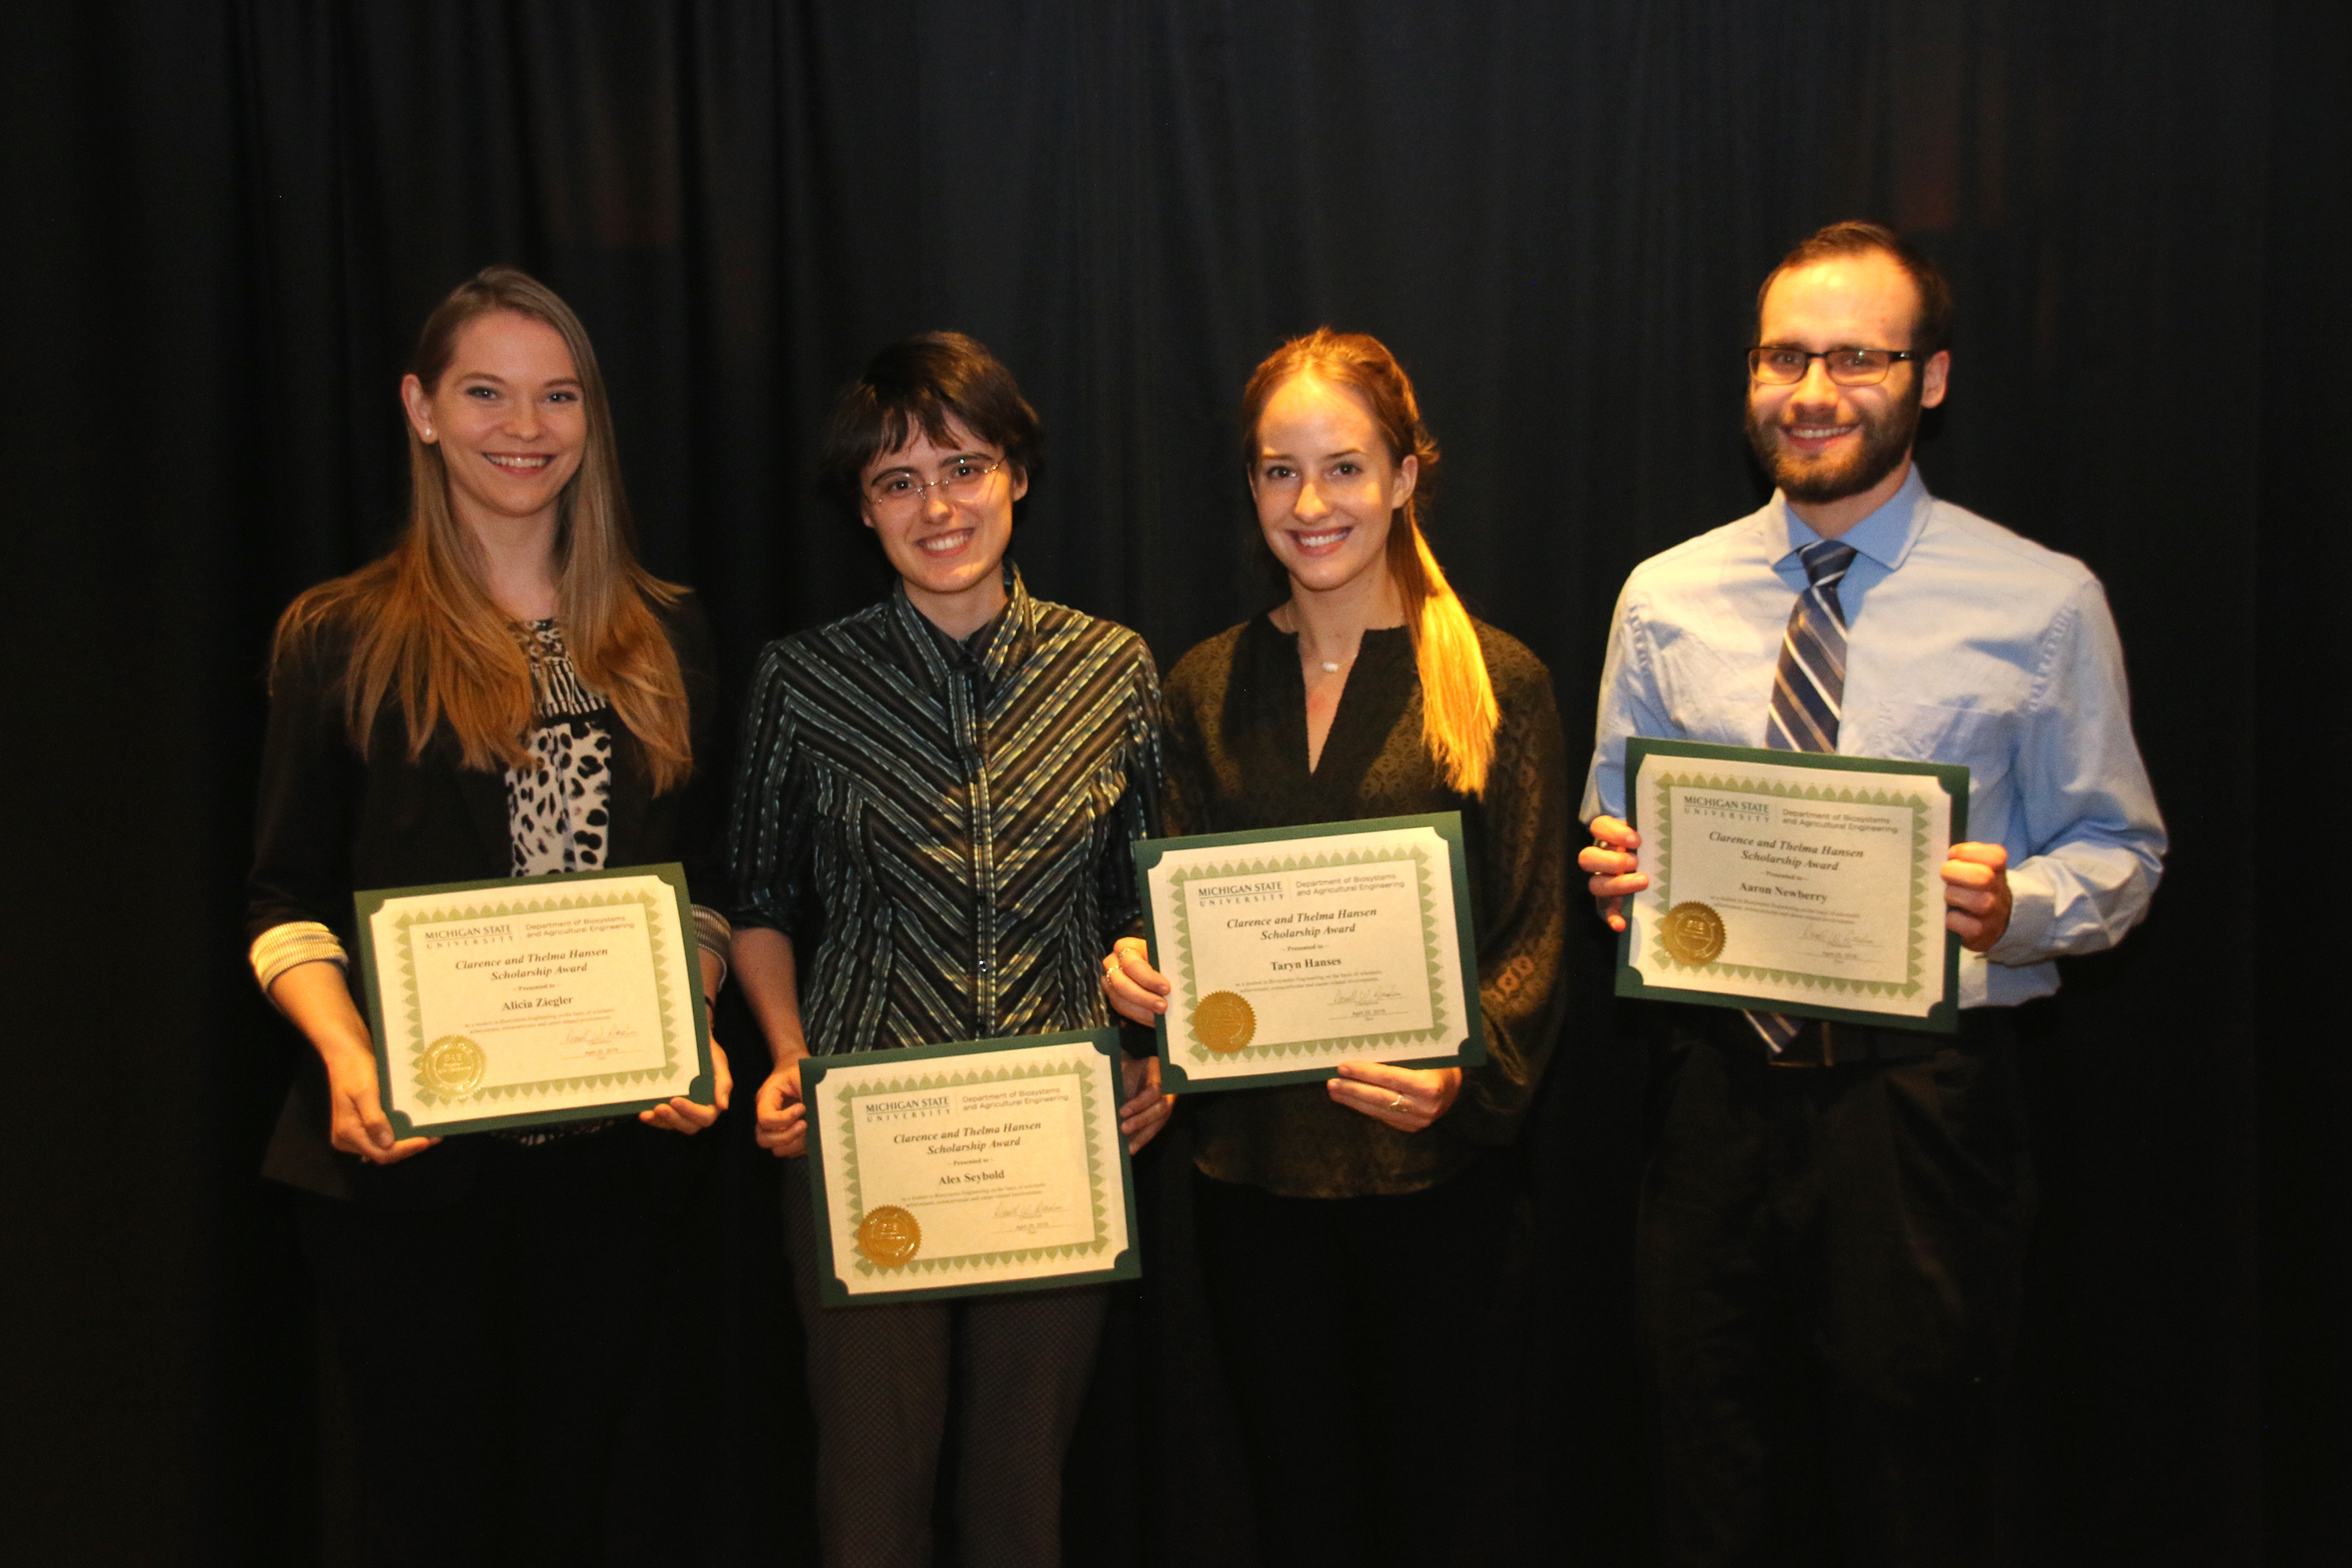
[1616,739,1970,1031]
[800,1028,1141,1306]
[1134,812,1487,1094]
[352,863,714,1136]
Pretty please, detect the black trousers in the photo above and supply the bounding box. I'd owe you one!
[296,1124,681,1568]
[1192,1156,1519,1568]
[779,1158,1108,1568]
[1638,1008,2036,1568]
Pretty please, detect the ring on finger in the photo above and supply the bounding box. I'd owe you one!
[1389,1092,1406,1110]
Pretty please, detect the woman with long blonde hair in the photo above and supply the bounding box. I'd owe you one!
[245,267,731,1565]
[1103,328,1571,1566]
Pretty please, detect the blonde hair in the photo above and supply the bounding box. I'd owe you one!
[273,267,693,792]
[1241,328,1500,797]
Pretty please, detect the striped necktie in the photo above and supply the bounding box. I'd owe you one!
[1748,538,1858,1056]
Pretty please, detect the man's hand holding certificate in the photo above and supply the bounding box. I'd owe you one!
[1603,740,1971,1031]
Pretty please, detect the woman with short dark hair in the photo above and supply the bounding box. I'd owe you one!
[730,332,1171,1566]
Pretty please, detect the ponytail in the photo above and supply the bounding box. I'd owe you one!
[1388,514,1499,797]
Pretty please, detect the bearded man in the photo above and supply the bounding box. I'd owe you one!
[1578,223,2166,1566]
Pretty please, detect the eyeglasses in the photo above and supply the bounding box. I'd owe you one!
[1747,347,1919,386]
[866,456,1006,511]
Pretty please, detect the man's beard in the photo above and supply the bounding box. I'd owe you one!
[1745,384,1922,505]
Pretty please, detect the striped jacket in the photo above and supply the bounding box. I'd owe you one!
[728,568,1163,1054]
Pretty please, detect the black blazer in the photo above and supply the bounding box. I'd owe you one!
[245,593,728,1207]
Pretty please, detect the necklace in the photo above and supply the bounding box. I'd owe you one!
[1278,604,1356,678]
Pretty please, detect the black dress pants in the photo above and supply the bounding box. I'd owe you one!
[296,1124,676,1568]
[1638,1008,2035,1568]
[1193,1156,1518,1568]
[779,1157,1109,1568]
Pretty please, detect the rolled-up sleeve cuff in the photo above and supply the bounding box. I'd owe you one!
[250,921,348,996]
[691,905,734,989]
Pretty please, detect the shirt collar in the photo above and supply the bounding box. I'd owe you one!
[884,560,1035,697]
[1763,462,1933,574]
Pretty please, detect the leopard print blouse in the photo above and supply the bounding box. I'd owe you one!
[506,620,615,877]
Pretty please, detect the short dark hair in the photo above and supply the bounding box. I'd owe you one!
[1756,220,1955,357]
[817,332,1043,507]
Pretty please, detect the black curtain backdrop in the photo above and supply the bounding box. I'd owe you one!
[4,2,2343,1563]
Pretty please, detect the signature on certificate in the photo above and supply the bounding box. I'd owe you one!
[1329,983,1409,1023]
[996,1197,1069,1235]
[1798,924,1883,956]
[561,1023,642,1047]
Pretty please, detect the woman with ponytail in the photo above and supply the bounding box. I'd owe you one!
[245,268,731,1565]
[1103,328,1570,1566]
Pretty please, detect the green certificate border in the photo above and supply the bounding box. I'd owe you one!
[800,1028,1141,1308]
[1613,739,1970,1033]
[1132,811,1489,1094]
[352,862,713,1136]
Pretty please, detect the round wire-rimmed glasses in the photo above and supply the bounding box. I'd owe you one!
[866,456,1006,512]
[1747,347,1920,386]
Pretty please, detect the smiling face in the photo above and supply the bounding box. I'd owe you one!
[1249,372,1417,600]
[859,416,1027,637]
[401,310,586,535]
[1744,250,1950,528]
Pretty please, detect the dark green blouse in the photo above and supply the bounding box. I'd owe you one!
[1161,613,1572,1199]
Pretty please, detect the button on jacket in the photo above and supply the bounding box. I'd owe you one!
[728,567,1162,1052]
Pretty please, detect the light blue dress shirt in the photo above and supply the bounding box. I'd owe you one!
[1581,465,2166,1008]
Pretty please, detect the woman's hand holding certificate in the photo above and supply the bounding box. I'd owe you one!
[352,864,717,1136]
[1103,941,1463,1128]
[799,1029,1140,1306]
[1127,812,1487,1092]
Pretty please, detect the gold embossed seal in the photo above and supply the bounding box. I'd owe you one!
[1658,902,1727,966]
[419,1035,487,1097]
[1192,991,1256,1054]
[858,1205,922,1268]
